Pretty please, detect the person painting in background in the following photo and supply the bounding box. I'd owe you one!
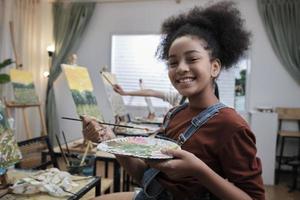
[82,1,264,200]
[113,83,182,107]
[113,82,219,107]
[138,79,156,119]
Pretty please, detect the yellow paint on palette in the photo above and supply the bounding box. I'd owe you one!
[63,65,93,92]
[10,69,34,85]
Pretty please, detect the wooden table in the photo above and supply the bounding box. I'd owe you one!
[53,139,121,192]
[0,169,100,200]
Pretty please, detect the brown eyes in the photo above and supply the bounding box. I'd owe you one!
[167,57,199,68]
[167,61,178,68]
[187,58,199,62]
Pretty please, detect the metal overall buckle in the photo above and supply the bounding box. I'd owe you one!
[177,134,186,146]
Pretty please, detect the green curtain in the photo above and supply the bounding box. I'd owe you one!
[257,0,300,84]
[46,2,95,142]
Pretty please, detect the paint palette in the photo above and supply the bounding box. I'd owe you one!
[97,136,180,159]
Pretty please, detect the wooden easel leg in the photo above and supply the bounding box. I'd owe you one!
[38,105,47,136]
[4,99,12,118]
[22,108,32,139]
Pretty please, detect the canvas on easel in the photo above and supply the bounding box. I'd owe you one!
[62,64,104,121]
[9,69,39,105]
[101,72,127,118]
[7,69,47,139]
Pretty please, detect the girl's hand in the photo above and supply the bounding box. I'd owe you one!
[147,149,204,180]
[81,115,116,143]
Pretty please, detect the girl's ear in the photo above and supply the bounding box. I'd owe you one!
[211,59,221,78]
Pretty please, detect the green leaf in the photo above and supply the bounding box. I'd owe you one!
[0,74,10,84]
[0,59,14,69]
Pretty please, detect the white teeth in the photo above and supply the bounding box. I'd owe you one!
[178,78,194,83]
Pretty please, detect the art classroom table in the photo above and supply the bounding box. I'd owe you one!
[53,138,122,192]
[1,168,100,200]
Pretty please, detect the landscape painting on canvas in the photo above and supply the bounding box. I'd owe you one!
[62,64,103,121]
[10,69,39,104]
[0,103,22,168]
[101,72,127,117]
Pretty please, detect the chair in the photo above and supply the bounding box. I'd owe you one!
[275,107,300,187]
[15,136,59,170]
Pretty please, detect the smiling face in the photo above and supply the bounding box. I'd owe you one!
[167,36,221,101]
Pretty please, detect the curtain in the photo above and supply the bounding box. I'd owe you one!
[0,0,53,141]
[257,0,300,84]
[46,2,95,142]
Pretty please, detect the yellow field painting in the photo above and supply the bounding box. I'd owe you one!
[10,69,34,85]
[63,65,93,92]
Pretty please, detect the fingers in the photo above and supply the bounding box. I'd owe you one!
[161,148,188,159]
[146,159,171,171]
[80,115,91,126]
[113,84,121,91]
[84,120,99,132]
[113,84,119,89]
[113,84,125,95]
[112,85,118,91]
[81,115,116,142]
[82,118,103,142]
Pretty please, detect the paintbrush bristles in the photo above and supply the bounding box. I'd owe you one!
[80,141,91,166]
[100,71,114,86]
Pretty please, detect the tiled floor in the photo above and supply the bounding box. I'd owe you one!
[265,172,300,200]
[265,184,300,200]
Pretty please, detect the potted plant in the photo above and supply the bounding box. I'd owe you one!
[0,59,13,83]
[0,59,13,99]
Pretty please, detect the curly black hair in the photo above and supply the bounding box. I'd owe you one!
[156,1,251,69]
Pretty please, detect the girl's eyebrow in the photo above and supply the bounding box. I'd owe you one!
[184,50,202,55]
[168,50,202,58]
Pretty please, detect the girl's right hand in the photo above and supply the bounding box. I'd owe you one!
[81,115,116,143]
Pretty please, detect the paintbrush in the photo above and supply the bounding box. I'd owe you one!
[62,131,70,155]
[61,117,150,131]
[55,134,70,166]
[100,71,114,87]
[79,141,91,166]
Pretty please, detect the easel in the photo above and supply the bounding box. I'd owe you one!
[5,22,47,139]
[4,100,47,139]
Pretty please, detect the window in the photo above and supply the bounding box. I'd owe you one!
[111,34,249,110]
[234,58,250,111]
[111,34,173,108]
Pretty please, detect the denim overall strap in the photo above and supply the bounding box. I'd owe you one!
[162,103,188,129]
[136,102,227,200]
[177,102,226,146]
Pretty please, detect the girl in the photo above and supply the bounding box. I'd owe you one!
[83,1,265,199]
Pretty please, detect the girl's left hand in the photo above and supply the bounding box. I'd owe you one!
[147,149,204,180]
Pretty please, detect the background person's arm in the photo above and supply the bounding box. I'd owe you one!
[113,84,166,99]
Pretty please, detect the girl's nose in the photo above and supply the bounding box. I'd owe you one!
[176,60,189,73]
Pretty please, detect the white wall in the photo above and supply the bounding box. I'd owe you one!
[77,0,300,114]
